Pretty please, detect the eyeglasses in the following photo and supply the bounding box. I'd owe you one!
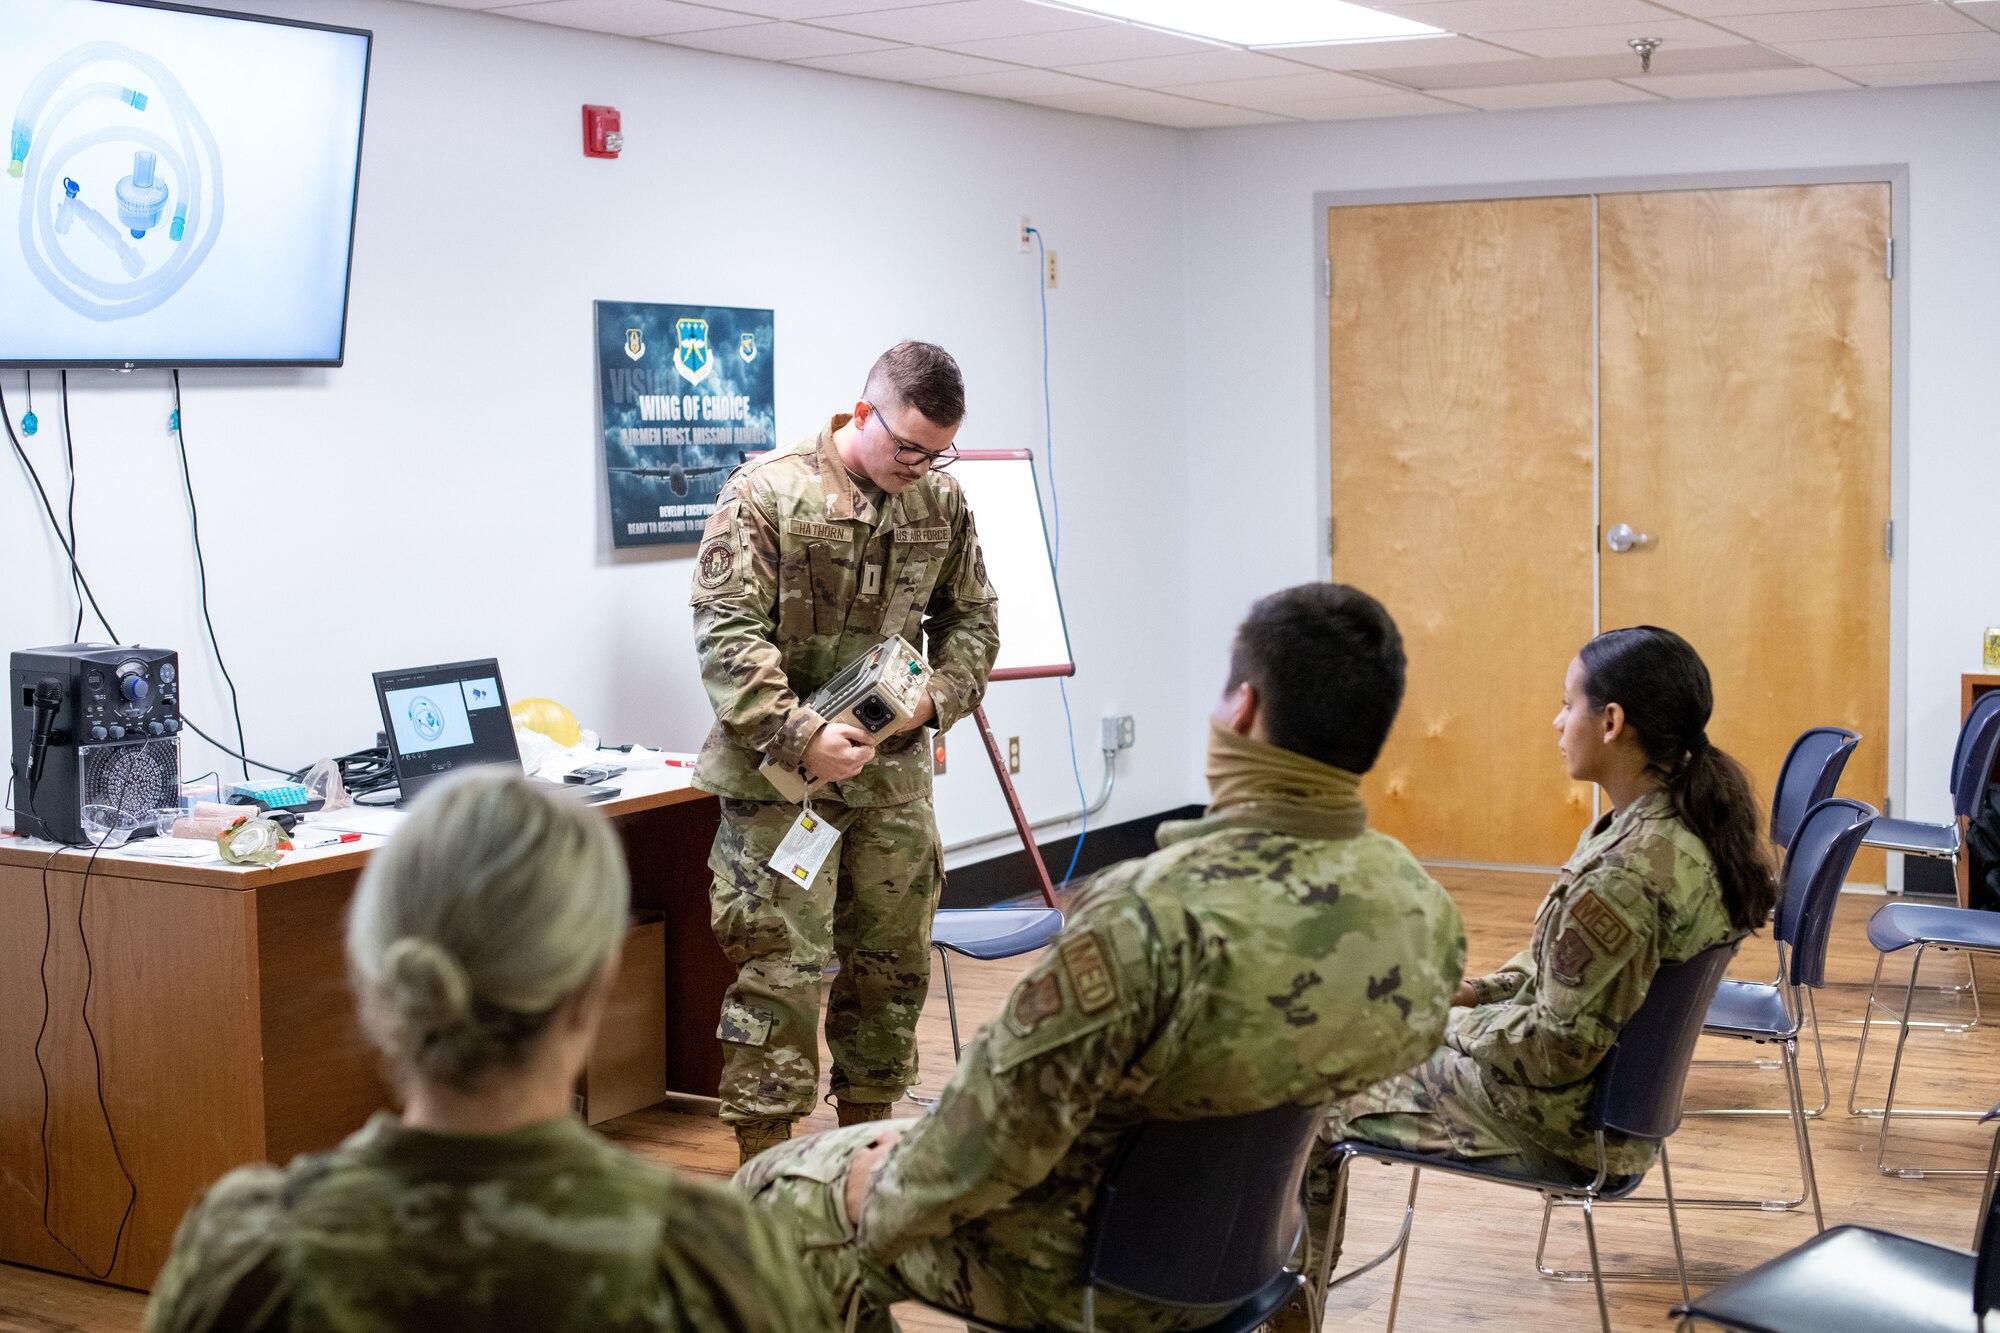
[864,400,958,471]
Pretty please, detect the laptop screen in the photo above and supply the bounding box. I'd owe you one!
[372,659,521,801]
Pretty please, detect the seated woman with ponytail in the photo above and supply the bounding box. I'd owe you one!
[146,770,830,1333]
[1305,625,1777,1275]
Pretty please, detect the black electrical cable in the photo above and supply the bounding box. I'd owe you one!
[60,370,82,642]
[171,370,251,781]
[0,378,120,642]
[178,715,292,777]
[33,796,138,1280]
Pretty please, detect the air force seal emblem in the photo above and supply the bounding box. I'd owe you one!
[675,318,712,386]
[740,332,758,362]
[623,327,645,361]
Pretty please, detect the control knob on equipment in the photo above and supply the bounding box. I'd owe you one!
[108,724,126,739]
[91,725,108,741]
[147,721,164,736]
[164,718,180,733]
[121,675,151,705]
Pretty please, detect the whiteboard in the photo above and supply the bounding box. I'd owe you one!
[950,451,1074,679]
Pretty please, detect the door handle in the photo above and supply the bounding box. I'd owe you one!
[1605,522,1653,553]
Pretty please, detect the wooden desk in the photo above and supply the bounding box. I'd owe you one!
[0,775,726,1291]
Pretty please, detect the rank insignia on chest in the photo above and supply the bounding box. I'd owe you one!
[1059,934,1118,1014]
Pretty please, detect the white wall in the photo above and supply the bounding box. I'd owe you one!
[1182,83,2000,827]
[0,0,1198,863]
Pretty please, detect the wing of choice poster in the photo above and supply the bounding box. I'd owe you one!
[951,450,1073,680]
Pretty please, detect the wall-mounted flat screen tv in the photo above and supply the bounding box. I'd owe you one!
[1,0,371,368]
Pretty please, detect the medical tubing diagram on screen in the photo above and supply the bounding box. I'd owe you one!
[10,42,224,321]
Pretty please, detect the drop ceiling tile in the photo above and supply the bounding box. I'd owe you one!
[1639,64,1858,95]
[1436,76,1662,106]
[1060,49,1317,86]
[488,0,767,35]
[939,23,1226,63]
[1642,0,1931,14]
[1379,41,1796,87]
[1268,33,1527,69]
[403,0,506,10]
[1961,1,2000,33]
[1182,77,1457,114]
[1834,53,2000,82]
[808,0,1107,44]
[1288,91,1466,117]
[1377,0,1682,35]
[1767,28,2000,62]
[1022,86,1288,125]
[651,20,903,56]
[791,44,1022,76]
[722,0,946,18]
[916,66,1115,95]
[1481,17,1748,57]
[1170,70,1393,104]
[1720,4,1985,43]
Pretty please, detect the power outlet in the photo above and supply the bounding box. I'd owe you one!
[1007,736,1021,774]
[1019,215,1033,251]
[1101,715,1135,751]
[1046,250,1058,288]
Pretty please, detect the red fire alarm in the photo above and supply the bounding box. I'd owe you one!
[583,104,622,158]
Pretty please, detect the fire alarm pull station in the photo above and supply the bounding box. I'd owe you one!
[583,105,622,158]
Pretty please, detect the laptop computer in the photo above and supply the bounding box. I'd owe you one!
[372,658,522,804]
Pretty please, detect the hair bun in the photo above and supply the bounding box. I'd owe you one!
[379,935,474,1032]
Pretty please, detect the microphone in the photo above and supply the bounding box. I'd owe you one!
[28,677,62,789]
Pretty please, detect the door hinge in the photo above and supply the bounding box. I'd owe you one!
[1884,519,1894,562]
[1884,794,1893,819]
[1327,515,1337,558]
[1322,258,1332,300]
[1886,236,1895,281]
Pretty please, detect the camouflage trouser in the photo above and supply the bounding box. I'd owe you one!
[734,1124,907,1333]
[1304,1044,1585,1282]
[736,1126,1226,1333]
[709,796,942,1126]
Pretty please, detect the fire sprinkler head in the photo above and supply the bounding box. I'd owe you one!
[1629,36,1664,73]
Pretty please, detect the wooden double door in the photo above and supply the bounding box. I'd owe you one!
[1329,185,1890,870]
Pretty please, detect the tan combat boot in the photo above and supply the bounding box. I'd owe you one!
[735,1117,792,1167]
[836,1098,892,1127]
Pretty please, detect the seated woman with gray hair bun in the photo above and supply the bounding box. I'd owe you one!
[145,770,831,1333]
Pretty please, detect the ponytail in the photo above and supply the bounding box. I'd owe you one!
[1579,628,1776,931]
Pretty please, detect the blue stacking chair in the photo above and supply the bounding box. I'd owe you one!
[927,906,1065,1058]
[903,1103,1320,1333]
[1674,1103,2000,1332]
[1318,940,1739,1333]
[1770,728,1862,854]
[1846,706,2000,1178]
[1668,799,1875,1232]
[1697,728,1859,1104]
[1862,691,2000,868]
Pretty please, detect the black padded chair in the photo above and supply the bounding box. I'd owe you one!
[1319,940,1739,1333]
[1675,1105,2000,1332]
[909,1101,1321,1333]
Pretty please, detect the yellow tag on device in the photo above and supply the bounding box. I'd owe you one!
[768,809,840,885]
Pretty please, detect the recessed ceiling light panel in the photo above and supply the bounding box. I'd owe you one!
[1030,0,1449,48]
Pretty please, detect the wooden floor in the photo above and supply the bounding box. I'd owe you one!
[5,866,1996,1332]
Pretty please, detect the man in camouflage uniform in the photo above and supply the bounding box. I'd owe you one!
[690,341,999,1163]
[144,1110,832,1333]
[736,584,1467,1333]
[1307,784,1743,1281]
